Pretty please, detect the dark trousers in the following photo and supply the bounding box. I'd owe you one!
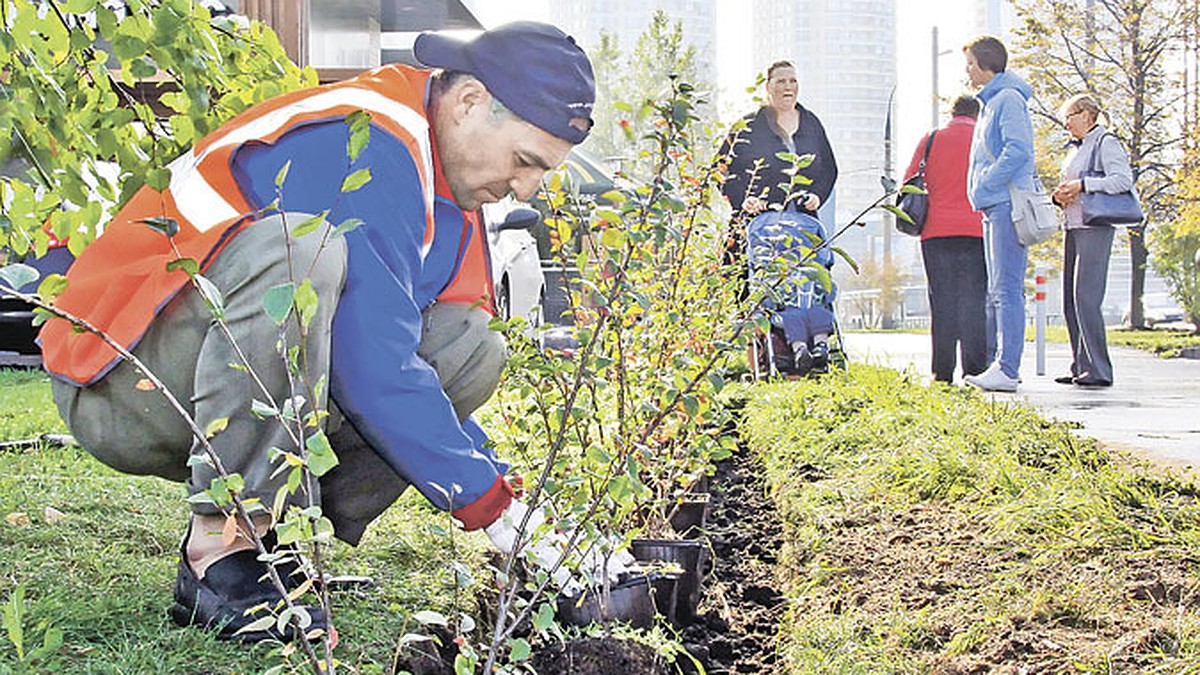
[1063,226,1114,383]
[921,236,988,382]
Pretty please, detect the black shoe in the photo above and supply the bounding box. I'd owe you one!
[1054,375,1076,385]
[810,342,829,371]
[1073,376,1112,388]
[171,529,326,642]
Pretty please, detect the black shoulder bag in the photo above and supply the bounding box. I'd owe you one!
[896,129,937,237]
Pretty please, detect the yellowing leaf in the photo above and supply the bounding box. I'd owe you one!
[135,379,156,391]
[6,512,31,527]
[43,507,67,524]
[221,513,240,547]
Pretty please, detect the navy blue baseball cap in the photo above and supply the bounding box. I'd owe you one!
[414,22,595,144]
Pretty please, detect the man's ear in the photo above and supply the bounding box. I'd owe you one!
[450,78,490,124]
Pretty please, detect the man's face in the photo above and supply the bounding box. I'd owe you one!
[766,67,799,110]
[964,50,993,89]
[438,86,572,211]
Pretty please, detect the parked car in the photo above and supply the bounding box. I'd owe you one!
[1123,292,1186,327]
[0,244,74,355]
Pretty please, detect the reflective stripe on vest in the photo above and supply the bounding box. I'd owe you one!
[42,65,437,385]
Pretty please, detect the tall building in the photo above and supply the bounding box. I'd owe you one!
[749,0,897,262]
[548,0,718,90]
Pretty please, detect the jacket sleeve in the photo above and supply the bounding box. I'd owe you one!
[1083,135,1135,194]
[978,90,1034,194]
[230,120,513,530]
[807,113,839,204]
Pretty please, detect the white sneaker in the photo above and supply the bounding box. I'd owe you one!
[964,363,1018,392]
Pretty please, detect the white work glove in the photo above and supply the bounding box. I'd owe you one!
[484,500,635,595]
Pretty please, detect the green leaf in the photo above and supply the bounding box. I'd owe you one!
[165,258,200,276]
[0,264,38,292]
[340,168,372,193]
[290,212,327,238]
[263,283,295,325]
[346,110,371,162]
[139,216,179,238]
[205,418,229,439]
[331,217,364,238]
[295,279,319,328]
[305,431,339,477]
[509,638,532,662]
[532,602,555,632]
[274,160,291,188]
[111,34,148,61]
[251,399,279,419]
[4,584,26,660]
[195,274,225,319]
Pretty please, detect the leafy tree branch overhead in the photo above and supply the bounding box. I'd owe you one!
[0,0,315,258]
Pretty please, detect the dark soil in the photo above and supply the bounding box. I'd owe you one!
[530,636,666,674]
[676,446,786,674]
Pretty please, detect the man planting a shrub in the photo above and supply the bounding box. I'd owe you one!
[40,22,627,641]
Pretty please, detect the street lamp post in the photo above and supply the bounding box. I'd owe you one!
[883,84,896,266]
[931,26,953,128]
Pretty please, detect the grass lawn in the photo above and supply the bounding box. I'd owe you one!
[739,365,1200,673]
[0,369,490,674]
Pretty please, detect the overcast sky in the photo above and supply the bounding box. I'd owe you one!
[468,0,985,165]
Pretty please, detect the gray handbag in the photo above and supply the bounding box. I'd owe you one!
[1080,133,1144,227]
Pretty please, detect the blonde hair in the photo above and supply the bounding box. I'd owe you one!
[1060,93,1106,126]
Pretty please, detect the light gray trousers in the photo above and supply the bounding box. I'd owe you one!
[53,213,506,544]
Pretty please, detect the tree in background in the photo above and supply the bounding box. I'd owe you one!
[581,10,714,176]
[1010,0,1197,327]
[1151,137,1200,327]
[0,0,313,259]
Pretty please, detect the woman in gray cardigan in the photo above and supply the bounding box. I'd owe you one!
[1051,93,1136,387]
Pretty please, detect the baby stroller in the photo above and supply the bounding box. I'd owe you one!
[745,209,843,379]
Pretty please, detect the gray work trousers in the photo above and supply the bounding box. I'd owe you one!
[1062,225,1115,384]
[52,213,506,544]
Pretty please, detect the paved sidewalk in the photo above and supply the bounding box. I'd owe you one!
[840,332,1200,470]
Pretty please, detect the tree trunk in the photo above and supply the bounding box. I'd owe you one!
[1128,226,1147,328]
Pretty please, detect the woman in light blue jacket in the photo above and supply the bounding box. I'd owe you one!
[1051,93,1135,387]
[962,36,1037,393]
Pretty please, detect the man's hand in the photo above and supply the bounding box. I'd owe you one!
[484,500,634,594]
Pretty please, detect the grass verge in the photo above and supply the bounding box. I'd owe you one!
[739,365,1200,673]
[0,369,489,674]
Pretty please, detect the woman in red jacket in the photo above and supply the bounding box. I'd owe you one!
[903,95,987,383]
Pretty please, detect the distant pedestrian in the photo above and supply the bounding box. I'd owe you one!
[1051,93,1133,388]
[961,36,1037,393]
[719,60,839,370]
[903,94,987,383]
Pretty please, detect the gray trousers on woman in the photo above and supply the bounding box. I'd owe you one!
[52,213,506,544]
[1062,226,1115,384]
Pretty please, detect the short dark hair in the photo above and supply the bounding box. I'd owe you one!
[951,94,980,118]
[766,60,795,80]
[963,36,1007,73]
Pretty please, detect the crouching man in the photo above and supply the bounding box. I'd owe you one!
[40,22,627,641]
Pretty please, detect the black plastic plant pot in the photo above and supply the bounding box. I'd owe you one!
[556,574,658,628]
[668,493,711,537]
[631,538,705,624]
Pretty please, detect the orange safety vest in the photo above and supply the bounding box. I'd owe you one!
[42,65,443,386]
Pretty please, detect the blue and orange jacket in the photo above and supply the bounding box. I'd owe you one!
[41,64,513,530]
